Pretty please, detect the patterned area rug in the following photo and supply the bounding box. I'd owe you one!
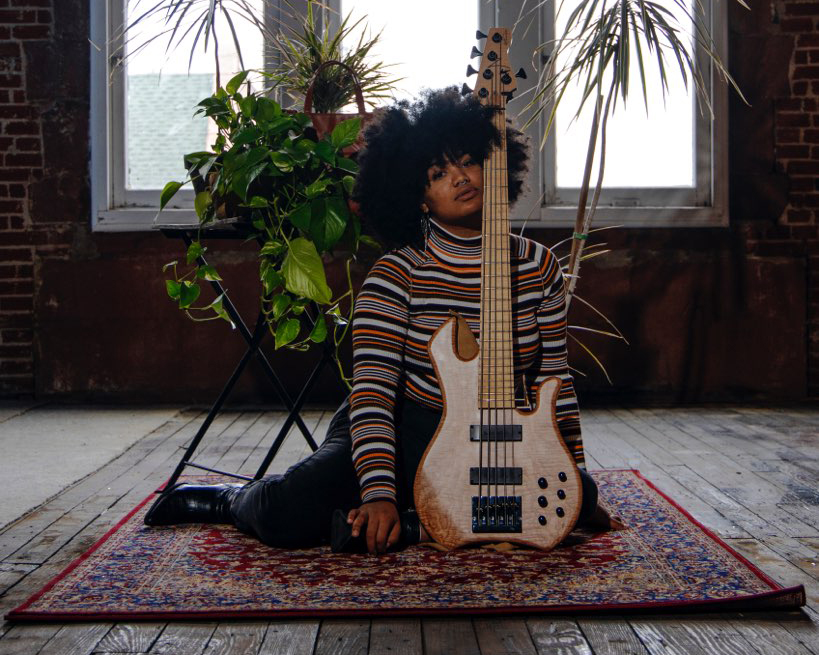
[7,470,804,621]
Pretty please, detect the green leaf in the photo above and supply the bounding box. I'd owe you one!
[335,157,358,173]
[271,293,291,319]
[196,265,222,281]
[359,234,382,251]
[186,240,205,265]
[259,240,284,256]
[314,140,335,164]
[270,151,294,172]
[305,178,332,198]
[162,260,178,273]
[342,175,355,195]
[275,317,301,349]
[309,316,327,343]
[226,70,249,95]
[311,195,348,252]
[208,293,235,328]
[261,266,284,296]
[331,117,361,149]
[178,281,201,309]
[194,190,212,220]
[247,196,268,208]
[160,181,183,209]
[281,237,332,304]
[165,279,181,300]
[289,203,312,231]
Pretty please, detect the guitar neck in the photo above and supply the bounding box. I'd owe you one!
[479,111,514,410]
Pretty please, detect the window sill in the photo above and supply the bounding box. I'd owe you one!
[94,209,198,233]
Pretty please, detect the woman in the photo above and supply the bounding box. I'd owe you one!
[145,88,612,553]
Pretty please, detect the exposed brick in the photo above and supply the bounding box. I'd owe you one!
[781,17,814,31]
[785,2,819,16]
[778,112,812,126]
[7,184,23,198]
[4,121,38,135]
[794,65,819,80]
[0,169,31,181]
[0,279,32,295]
[777,144,811,158]
[0,328,31,344]
[793,81,809,95]
[0,9,35,22]
[792,224,819,238]
[776,97,804,111]
[776,127,801,142]
[791,177,817,191]
[789,211,816,226]
[0,245,31,260]
[14,137,39,152]
[0,74,22,88]
[0,313,32,329]
[797,50,809,64]
[798,34,819,47]
[12,90,23,103]
[0,360,32,375]
[0,43,20,58]
[35,9,49,22]
[0,28,10,40]
[788,161,819,174]
[803,194,819,207]
[812,80,819,95]
[804,129,819,142]
[11,24,48,39]
[806,98,819,111]
[0,199,22,212]
[753,240,805,256]
[4,153,41,167]
[0,295,31,312]
[0,106,35,120]
[8,215,23,229]
[0,344,31,359]
[10,0,50,6]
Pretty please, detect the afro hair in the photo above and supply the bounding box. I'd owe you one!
[353,87,529,249]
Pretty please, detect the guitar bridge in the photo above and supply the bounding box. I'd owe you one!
[472,496,522,533]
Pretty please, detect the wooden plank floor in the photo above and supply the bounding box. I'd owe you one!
[1,406,817,654]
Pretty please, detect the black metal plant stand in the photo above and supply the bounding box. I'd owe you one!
[156,220,343,491]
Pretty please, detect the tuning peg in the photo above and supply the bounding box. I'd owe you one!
[515,67,527,80]
[470,46,483,59]
[466,64,478,77]
[476,29,488,40]
[461,83,472,96]
[502,90,515,101]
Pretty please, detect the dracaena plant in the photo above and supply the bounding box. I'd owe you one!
[160,70,379,383]
[521,0,747,305]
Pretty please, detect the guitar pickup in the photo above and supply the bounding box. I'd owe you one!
[469,467,523,484]
[469,424,522,441]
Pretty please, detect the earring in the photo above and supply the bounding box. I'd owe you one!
[420,206,431,247]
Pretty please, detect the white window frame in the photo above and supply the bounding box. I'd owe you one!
[90,0,728,232]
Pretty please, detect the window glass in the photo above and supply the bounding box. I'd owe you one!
[341,1,477,103]
[554,0,695,188]
[124,0,263,190]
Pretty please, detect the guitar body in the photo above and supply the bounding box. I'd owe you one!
[414,315,583,551]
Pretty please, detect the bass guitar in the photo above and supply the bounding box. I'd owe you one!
[413,27,583,551]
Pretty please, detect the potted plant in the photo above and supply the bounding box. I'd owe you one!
[159,70,379,383]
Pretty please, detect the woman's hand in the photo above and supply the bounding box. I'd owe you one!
[347,501,400,554]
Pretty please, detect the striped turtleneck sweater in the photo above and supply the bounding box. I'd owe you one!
[350,219,584,505]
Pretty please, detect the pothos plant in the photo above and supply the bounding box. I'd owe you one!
[160,70,378,384]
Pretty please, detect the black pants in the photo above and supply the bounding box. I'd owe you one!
[229,396,598,548]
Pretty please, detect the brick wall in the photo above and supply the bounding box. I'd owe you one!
[0,1,50,395]
[0,1,816,402]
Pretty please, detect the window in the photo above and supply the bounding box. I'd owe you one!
[90,0,728,231]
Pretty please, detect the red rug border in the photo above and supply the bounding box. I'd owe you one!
[5,470,807,622]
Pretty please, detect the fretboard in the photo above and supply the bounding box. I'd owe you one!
[479,111,514,409]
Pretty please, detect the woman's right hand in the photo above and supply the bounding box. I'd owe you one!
[347,500,401,554]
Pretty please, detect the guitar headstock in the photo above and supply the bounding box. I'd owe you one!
[468,28,515,109]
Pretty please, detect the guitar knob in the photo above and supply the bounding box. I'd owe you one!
[502,73,512,84]
[538,477,547,489]
[556,507,565,518]
[476,29,488,40]
[466,65,478,77]
[557,489,566,500]
[515,67,528,79]
[470,46,482,59]
[538,515,546,525]
[538,496,547,507]
[558,472,567,482]
[461,83,472,97]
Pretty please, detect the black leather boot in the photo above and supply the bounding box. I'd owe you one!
[330,508,422,553]
[144,483,243,526]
